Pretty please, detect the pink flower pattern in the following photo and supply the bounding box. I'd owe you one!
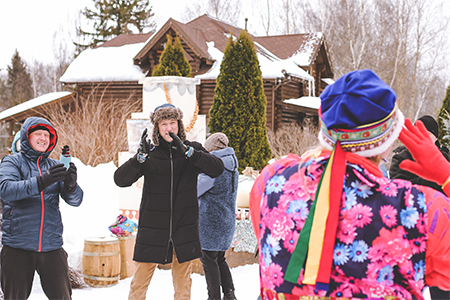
[380,205,398,227]
[257,153,427,299]
[376,181,399,197]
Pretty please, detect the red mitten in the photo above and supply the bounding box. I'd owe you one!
[399,119,450,187]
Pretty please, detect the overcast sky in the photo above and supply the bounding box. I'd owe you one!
[0,0,197,71]
[1,0,449,76]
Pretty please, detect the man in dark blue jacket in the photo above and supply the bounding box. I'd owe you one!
[0,116,83,300]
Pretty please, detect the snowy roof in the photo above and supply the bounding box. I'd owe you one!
[195,42,314,81]
[60,43,146,83]
[322,78,335,85]
[284,96,321,110]
[60,15,326,84]
[254,33,323,65]
[0,91,73,121]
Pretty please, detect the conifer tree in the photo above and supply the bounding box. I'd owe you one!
[0,77,9,110]
[7,50,33,107]
[208,30,272,172]
[76,0,155,52]
[152,34,192,77]
[437,85,450,148]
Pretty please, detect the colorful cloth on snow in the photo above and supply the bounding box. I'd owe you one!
[255,150,427,300]
[109,214,137,237]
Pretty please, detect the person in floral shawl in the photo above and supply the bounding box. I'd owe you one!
[249,70,450,300]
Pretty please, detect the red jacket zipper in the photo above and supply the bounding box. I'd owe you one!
[37,156,44,252]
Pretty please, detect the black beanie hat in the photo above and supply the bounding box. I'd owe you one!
[28,125,50,135]
[417,115,439,139]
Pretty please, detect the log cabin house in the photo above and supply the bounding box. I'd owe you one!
[60,14,333,130]
[0,14,333,144]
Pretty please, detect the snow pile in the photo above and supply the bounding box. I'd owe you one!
[59,158,121,271]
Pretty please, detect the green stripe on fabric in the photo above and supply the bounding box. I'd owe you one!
[284,156,331,284]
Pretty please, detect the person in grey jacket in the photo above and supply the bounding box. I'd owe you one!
[0,116,83,300]
[198,133,239,300]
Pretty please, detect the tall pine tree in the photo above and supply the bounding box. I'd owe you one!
[76,0,155,52]
[438,85,450,148]
[152,34,192,77]
[0,76,9,110]
[209,30,272,172]
[7,50,33,107]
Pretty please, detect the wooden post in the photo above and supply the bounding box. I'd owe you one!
[118,235,136,279]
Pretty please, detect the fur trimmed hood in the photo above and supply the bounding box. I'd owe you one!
[149,104,186,146]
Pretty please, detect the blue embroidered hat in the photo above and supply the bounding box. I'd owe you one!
[318,69,404,157]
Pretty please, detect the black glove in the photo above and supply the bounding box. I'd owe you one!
[64,162,77,192]
[169,132,193,158]
[37,163,67,192]
[137,128,151,163]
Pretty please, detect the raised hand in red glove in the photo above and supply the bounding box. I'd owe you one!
[398,118,450,187]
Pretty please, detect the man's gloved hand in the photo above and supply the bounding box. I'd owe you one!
[64,162,77,192]
[137,128,151,163]
[37,163,67,192]
[399,118,450,186]
[169,132,193,158]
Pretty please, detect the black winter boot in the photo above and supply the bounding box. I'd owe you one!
[222,290,237,300]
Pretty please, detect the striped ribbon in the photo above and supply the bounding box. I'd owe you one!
[284,142,346,290]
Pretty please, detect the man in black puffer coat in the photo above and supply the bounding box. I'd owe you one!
[114,104,224,300]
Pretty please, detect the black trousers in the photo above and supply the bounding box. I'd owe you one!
[0,245,71,300]
[430,286,450,300]
[200,250,234,300]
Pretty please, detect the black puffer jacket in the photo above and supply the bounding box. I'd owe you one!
[114,138,224,264]
[390,142,450,192]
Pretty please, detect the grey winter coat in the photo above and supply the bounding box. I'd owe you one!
[0,117,83,252]
[198,147,238,251]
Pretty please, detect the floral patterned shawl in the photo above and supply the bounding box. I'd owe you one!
[250,150,436,300]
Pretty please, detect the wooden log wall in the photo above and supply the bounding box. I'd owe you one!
[76,82,143,105]
[198,79,309,132]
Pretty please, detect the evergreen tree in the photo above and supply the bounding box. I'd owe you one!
[7,50,33,107]
[208,30,272,172]
[76,0,155,52]
[152,34,192,77]
[0,76,9,110]
[438,85,450,148]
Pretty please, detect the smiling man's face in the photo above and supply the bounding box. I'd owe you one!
[29,129,50,153]
[158,119,179,143]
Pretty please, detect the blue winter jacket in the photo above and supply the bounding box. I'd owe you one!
[0,117,83,252]
[197,147,238,251]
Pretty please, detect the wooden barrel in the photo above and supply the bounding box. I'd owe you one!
[83,236,120,287]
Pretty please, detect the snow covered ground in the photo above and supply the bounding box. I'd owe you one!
[29,263,260,299]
